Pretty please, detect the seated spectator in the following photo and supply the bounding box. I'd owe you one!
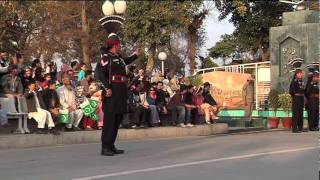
[128,80,150,128]
[1,64,24,97]
[156,81,168,114]
[25,80,59,135]
[167,85,187,127]
[0,103,9,127]
[184,85,196,127]
[146,87,161,127]
[201,82,220,124]
[194,86,205,116]
[21,67,33,91]
[0,51,10,80]
[78,63,87,81]
[80,70,93,97]
[57,76,84,131]
[42,80,61,127]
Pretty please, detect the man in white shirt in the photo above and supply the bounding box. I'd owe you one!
[25,80,59,135]
[57,76,83,131]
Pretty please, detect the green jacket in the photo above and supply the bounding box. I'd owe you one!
[1,74,24,95]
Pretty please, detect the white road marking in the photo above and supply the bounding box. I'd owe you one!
[73,146,318,180]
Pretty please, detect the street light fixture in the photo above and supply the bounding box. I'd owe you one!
[158,52,167,76]
[99,0,126,34]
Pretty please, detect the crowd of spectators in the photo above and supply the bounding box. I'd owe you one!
[0,50,221,134]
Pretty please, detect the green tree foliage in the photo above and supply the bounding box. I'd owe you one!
[0,1,105,64]
[123,1,202,73]
[210,0,293,62]
[208,34,237,59]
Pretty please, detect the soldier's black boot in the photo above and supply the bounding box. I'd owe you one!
[111,146,125,154]
[101,149,115,156]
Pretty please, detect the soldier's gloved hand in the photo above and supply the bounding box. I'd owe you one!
[106,89,112,97]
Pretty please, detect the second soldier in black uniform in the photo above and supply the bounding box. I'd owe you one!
[96,33,142,156]
[305,65,319,131]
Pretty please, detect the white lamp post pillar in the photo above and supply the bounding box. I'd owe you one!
[158,52,167,76]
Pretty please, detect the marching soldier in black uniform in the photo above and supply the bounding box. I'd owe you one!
[96,33,142,156]
[289,59,305,133]
[305,63,319,131]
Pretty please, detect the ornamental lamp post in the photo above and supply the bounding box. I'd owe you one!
[100,0,127,34]
[158,52,167,76]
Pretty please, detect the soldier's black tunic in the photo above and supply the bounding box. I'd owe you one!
[289,77,305,132]
[96,51,137,149]
[305,77,319,131]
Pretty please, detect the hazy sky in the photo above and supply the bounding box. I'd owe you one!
[200,10,235,57]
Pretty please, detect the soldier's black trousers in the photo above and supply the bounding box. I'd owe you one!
[307,98,319,130]
[101,98,124,149]
[292,96,304,131]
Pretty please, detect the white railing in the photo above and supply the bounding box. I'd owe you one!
[194,61,271,75]
[194,61,272,110]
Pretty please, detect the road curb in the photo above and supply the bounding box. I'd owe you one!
[0,124,228,150]
[228,127,290,134]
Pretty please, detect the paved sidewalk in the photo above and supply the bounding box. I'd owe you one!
[0,124,228,149]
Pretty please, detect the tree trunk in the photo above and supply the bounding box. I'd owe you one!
[146,44,156,75]
[188,33,197,75]
[81,1,91,65]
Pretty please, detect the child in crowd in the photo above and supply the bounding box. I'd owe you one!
[89,82,104,130]
[78,63,87,82]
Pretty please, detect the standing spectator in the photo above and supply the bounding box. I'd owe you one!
[80,70,93,97]
[32,59,44,82]
[25,80,59,135]
[21,67,33,90]
[0,50,10,80]
[45,61,57,81]
[127,65,137,83]
[201,82,220,124]
[167,85,187,127]
[41,73,52,89]
[78,63,88,82]
[184,85,196,127]
[156,81,168,114]
[137,69,146,81]
[12,53,25,77]
[71,61,80,72]
[42,80,61,126]
[1,64,24,97]
[163,79,174,98]
[57,63,70,83]
[242,76,255,121]
[57,76,83,131]
[66,70,78,88]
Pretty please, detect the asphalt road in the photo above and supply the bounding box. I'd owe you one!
[0,131,318,180]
